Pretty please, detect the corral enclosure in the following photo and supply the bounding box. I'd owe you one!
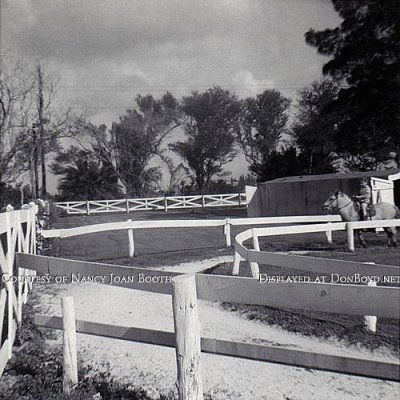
[248,169,400,217]
[2,205,400,399]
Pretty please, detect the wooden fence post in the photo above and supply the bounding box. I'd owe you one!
[127,219,135,258]
[232,251,241,275]
[172,274,203,400]
[224,219,231,247]
[86,201,90,216]
[249,228,260,278]
[362,263,377,334]
[346,223,355,252]
[126,198,130,213]
[164,197,168,212]
[6,205,14,358]
[62,297,78,394]
[325,222,333,244]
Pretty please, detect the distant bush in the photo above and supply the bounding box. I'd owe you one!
[0,183,21,211]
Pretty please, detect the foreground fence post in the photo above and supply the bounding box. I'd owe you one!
[249,228,260,279]
[172,274,203,400]
[127,219,135,257]
[62,297,78,395]
[6,205,14,358]
[224,219,231,247]
[346,223,355,252]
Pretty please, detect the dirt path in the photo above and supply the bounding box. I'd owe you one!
[35,256,399,400]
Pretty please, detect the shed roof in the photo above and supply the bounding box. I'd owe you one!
[263,169,400,184]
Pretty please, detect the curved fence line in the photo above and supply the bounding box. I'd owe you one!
[41,215,342,256]
[233,219,400,276]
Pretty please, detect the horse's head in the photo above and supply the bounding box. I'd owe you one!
[322,190,344,211]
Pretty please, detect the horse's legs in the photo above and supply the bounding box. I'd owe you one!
[384,227,392,246]
[357,230,367,248]
[390,227,397,247]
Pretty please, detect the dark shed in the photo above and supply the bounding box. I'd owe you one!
[248,169,400,217]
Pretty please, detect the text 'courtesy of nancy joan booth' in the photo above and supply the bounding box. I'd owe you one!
[2,273,174,285]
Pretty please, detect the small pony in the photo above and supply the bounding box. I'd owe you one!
[323,190,400,248]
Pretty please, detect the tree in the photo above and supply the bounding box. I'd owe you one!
[0,53,79,197]
[236,90,291,180]
[292,79,340,174]
[0,54,36,184]
[305,0,400,170]
[255,146,305,182]
[84,93,180,196]
[170,87,241,193]
[51,146,122,201]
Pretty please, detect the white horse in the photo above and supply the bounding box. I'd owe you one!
[322,190,400,248]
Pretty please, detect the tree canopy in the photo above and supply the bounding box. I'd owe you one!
[170,87,240,193]
[292,79,339,174]
[305,0,400,170]
[236,89,291,180]
[51,146,122,201]
[86,93,180,197]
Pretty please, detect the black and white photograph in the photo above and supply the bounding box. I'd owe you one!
[0,0,399,399]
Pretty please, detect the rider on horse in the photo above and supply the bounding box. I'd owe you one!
[354,178,372,220]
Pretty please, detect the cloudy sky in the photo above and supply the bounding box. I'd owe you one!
[1,0,340,191]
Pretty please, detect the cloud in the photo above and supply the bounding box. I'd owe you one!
[232,70,274,96]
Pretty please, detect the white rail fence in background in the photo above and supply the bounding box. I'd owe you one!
[55,193,248,215]
[0,205,37,377]
[41,215,342,256]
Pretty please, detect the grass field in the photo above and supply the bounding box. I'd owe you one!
[48,208,400,355]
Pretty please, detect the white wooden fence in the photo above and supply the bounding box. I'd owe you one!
[4,212,400,396]
[12,253,400,398]
[55,193,248,215]
[233,219,400,276]
[41,214,342,256]
[0,205,37,377]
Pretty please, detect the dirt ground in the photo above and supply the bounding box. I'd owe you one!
[36,209,400,399]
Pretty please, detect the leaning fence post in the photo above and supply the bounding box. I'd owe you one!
[224,218,231,247]
[127,219,135,257]
[62,297,78,394]
[232,251,241,275]
[172,274,203,400]
[346,223,355,252]
[249,228,260,278]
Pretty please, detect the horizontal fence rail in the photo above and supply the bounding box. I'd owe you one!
[17,253,400,319]
[233,219,400,277]
[55,193,248,215]
[40,214,342,257]
[35,313,400,382]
